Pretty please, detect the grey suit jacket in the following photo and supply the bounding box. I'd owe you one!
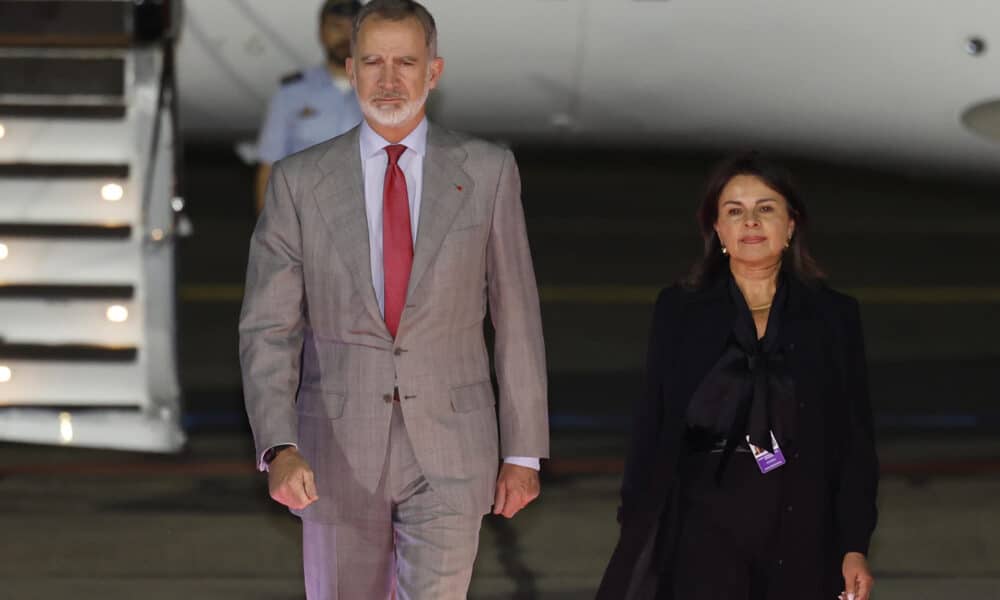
[239,123,549,521]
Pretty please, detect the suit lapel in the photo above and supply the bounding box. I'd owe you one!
[312,127,387,331]
[405,123,474,299]
[671,279,734,416]
[775,276,824,442]
[779,276,822,365]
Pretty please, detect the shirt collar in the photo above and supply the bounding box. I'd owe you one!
[310,65,353,93]
[360,117,428,160]
[332,77,353,94]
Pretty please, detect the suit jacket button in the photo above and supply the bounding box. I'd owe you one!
[383,393,393,403]
[394,348,404,356]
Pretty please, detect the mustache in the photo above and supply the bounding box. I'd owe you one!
[370,91,407,101]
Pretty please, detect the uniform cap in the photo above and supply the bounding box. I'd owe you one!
[321,0,362,18]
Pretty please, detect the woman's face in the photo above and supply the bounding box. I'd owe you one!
[713,174,796,269]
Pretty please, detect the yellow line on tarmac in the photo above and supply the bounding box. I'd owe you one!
[540,285,1000,305]
[844,286,1000,305]
[180,284,1000,305]
[539,285,661,304]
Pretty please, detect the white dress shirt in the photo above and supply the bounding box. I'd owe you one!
[358,119,539,472]
[359,118,425,316]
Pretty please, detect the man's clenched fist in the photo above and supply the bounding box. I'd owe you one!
[267,447,319,510]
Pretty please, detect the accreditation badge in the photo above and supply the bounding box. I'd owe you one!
[747,431,786,474]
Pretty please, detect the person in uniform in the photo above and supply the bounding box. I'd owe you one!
[255,0,365,213]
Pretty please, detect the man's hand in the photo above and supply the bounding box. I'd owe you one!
[267,447,319,510]
[493,463,540,519]
[840,552,874,600]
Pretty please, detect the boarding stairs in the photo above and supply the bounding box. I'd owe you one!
[0,0,186,451]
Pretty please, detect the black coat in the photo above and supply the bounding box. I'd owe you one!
[597,274,879,600]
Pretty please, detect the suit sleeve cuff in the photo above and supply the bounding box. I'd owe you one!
[259,443,298,472]
[840,536,872,557]
[503,456,541,470]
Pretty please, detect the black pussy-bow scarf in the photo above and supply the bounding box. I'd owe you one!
[684,273,795,476]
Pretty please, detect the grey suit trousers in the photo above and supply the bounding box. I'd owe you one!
[303,402,483,599]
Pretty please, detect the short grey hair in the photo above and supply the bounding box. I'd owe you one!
[351,0,438,58]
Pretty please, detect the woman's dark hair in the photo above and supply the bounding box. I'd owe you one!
[683,151,825,289]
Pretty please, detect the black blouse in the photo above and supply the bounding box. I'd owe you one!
[684,272,796,472]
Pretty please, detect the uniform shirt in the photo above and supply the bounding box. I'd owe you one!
[257,64,363,163]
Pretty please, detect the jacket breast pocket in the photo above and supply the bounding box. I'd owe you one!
[449,200,487,233]
[450,380,495,413]
[296,387,347,419]
[449,218,486,234]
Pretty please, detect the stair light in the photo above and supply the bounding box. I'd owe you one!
[0,123,5,139]
[0,243,7,260]
[59,412,74,444]
[101,183,124,202]
[106,305,129,323]
[0,366,10,383]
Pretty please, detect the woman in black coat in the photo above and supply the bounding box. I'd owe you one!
[597,153,878,600]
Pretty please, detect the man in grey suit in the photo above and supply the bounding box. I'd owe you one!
[239,1,549,598]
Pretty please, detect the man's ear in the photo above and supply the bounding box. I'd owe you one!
[427,57,444,90]
[345,57,356,87]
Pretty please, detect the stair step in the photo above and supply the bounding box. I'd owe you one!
[0,223,131,240]
[0,342,137,362]
[0,238,140,282]
[0,284,134,300]
[0,361,146,406]
[0,0,177,48]
[0,179,135,224]
[0,56,124,97]
[0,163,129,178]
[0,33,132,49]
[0,2,129,47]
[0,102,126,119]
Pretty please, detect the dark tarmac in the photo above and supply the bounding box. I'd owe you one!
[3,145,999,599]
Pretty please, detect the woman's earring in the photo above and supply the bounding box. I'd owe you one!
[721,245,728,255]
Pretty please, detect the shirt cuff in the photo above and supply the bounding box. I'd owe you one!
[259,443,298,472]
[503,456,541,470]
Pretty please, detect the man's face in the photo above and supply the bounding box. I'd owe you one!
[346,16,443,129]
[320,15,353,66]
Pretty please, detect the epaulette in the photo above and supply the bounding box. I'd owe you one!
[280,70,304,85]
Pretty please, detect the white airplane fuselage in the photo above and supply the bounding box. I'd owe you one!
[176,1,1000,175]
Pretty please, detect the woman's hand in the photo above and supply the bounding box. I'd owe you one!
[839,552,874,600]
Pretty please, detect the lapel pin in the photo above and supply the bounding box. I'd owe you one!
[455,184,463,191]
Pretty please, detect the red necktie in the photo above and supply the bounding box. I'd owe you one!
[382,144,412,338]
